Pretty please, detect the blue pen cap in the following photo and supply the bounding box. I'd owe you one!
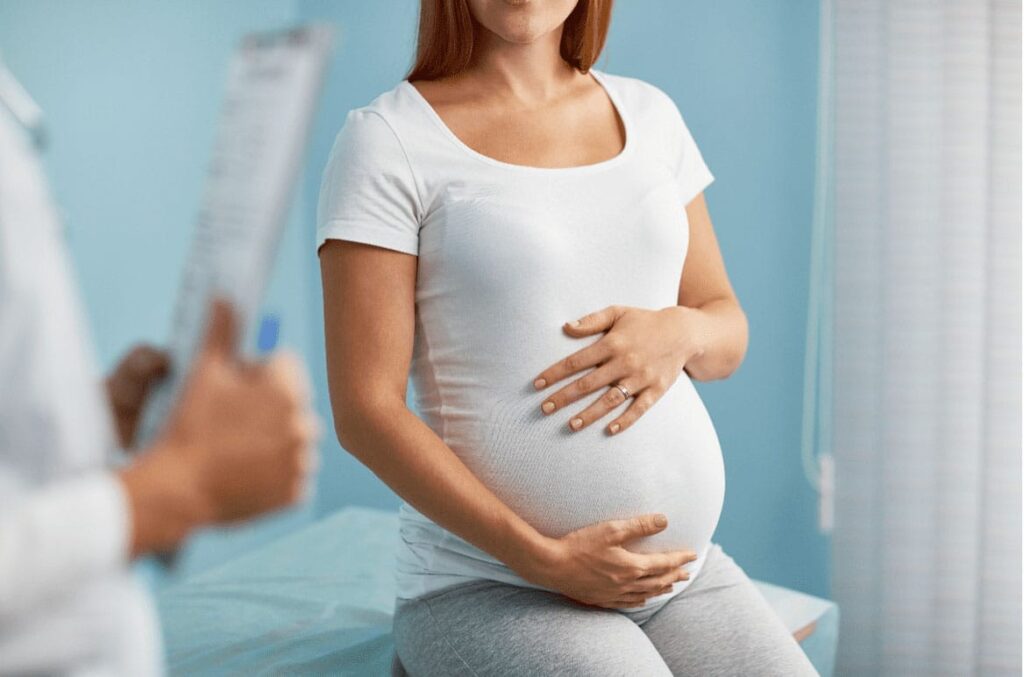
[257,314,280,354]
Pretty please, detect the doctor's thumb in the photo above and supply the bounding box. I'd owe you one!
[200,297,239,360]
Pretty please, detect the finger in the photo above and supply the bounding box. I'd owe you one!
[290,449,317,504]
[532,339,613,392]
[262,350,312,406]
[625,581,677,599]
[563,305,625,337]
[125,345,169,376]
[567,377,641,432]
[199,297,239,361]
[301,437,322,477]
[138,346,170,373]
[240,352,305,411]
[288,475,306,505]
[111,346,167,392]
[540,363,622,421]
[109,349,164,410]
[639,550,700,575]
[291,433,320,500]
[603,513,669,546]
[598,596,649,609]
[286,412,320,453]
[649,585,676,597]
[628,568,690,594]
[607,387,663,436]
[306,413,325,448]
[133,355,170,395]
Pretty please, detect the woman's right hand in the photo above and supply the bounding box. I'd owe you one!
[521,513,698,609]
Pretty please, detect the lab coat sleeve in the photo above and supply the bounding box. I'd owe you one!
[0,105,135,625]
[0,470,132,623]
[0,103,160,674]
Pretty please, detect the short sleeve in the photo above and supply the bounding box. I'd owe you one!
[316,108,422,255]
[663,95,714,206]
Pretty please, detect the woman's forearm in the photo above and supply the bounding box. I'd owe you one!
[333,395,555,580]
[665,299,748,381]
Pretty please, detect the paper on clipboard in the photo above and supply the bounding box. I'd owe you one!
[136,25,333,449]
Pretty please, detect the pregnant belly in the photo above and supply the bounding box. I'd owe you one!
[448,374,727,556]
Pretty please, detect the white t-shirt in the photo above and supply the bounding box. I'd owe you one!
[317,68,725,612]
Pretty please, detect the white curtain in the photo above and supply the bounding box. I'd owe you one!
[830,0,1022,675]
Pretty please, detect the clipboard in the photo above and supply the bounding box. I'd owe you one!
[135,24,334,567]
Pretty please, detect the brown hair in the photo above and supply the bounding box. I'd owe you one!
[406,0,614,82]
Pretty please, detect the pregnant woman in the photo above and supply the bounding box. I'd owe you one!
[318,1,817,674]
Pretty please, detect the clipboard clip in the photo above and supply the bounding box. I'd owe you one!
[0,55,47,150]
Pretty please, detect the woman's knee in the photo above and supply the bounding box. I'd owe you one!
[393,596,474,677]
[642,575,818,676]
[392,584,673,676]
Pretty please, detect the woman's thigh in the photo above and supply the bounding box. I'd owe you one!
[638,544,819,676]
[392,579,673,677]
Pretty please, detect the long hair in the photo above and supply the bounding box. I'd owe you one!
[406,0,614,81]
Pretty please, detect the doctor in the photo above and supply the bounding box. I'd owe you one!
[0,62,319,674]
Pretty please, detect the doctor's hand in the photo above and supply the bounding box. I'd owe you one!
[522,513,698,609]
[106,344,170,449]
[532,305,706,436]
[117,299,320,557]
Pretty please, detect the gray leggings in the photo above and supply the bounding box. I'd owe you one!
[391,542,818,676]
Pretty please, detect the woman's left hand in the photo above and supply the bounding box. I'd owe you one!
[532,305,705,435]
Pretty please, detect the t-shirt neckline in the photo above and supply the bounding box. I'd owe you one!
[401,68,634,175]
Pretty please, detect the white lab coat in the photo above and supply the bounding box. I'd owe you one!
[0,101,162,674]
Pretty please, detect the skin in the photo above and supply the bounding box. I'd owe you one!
[106,345,170,448]
[321,0,744,609]
[112,299,321,558]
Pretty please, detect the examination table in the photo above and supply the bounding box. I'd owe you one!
[157,507,839,675]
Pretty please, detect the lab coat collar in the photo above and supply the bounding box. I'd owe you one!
[0,55,46,150]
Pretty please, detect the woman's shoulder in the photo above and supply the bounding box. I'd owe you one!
[319,83,420,179]
[591,69,675,105]
[592,68,687,124]
[323,79,432,164]
[341,79,415,130]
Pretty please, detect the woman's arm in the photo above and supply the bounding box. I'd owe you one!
[320,239,698,609]
[673,192,748,382]
[320,240,547,573]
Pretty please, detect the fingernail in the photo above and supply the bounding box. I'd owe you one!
[569,319,581,327]
[533,378,546,389]
[609,423,620,434]
[654,514,667,527]
[542,401,555,414]
[570,417,583,430]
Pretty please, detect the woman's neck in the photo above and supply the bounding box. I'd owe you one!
[462,21,581,105]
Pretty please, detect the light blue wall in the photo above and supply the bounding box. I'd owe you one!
[1,0,827,597]
[298,0,829,597]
